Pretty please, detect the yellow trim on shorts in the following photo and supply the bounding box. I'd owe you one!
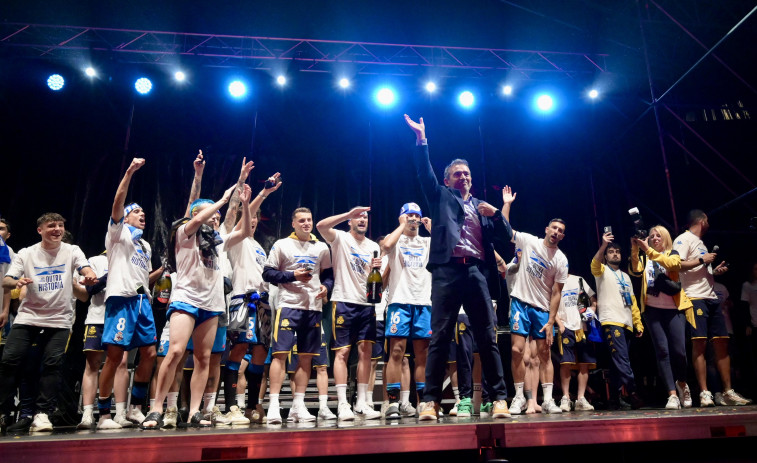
[273,308,283,343]
[332,301,337,342]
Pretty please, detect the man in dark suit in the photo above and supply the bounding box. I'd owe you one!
[404,114,511,420]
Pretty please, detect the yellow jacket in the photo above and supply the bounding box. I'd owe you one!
[591,258,643,334]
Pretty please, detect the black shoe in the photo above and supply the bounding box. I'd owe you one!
[0,413,10,433]
[617,396,632,410]
[7,416,33,433]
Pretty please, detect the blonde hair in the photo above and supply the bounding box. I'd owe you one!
[649,225,673,252]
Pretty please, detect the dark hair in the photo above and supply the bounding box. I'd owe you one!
[686,209,707,228]
[548,218,566,228]
[291,207,312,221]
[37,213,65,227]
[62,230,75,244]
[605,242,622,256]
[0,218,10,233]
[443,159,470,181]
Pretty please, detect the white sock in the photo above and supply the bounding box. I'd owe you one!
[269,394,280,412]
[336,384,348,405]
[237,393,246,409]
[366,390,374,404]
[400,390,410,404]
[515,382,525,398]
[452,387,460,401]
[115,402,126,415]
[356,383,368,407]
[203,392,217,413]
[319,394,329,408]
[83,404,93,414]
[167,392,179,409]
[542,383,554,402]
[293,392,305,407]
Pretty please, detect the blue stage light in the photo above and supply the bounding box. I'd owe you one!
[47,74,65,91]
[338,78,350,89]
[174,71,186,82]
[135,78,152,95]
[458,91,475,108]
[375,87,396,107]
[84,67,96,78]
[276,75,287,86]
[229,80,247,98]
[536,94,554,112]
[502,85,513,96]
[588,89,599,99]
[425,82,437,93]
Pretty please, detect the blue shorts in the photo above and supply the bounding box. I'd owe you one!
[510,298,550,340]
[557,328,597,368]
[167,301,221,326]
[83,324,104,352]
[331,301,376,349]
[187,325,228,354]
[228,300,272,345]
[103,295,157,350]
[272,307,323,356]
[313,334,330,368]
[385,303,432,340]
[373,320,386,360]
[690,299,729,340]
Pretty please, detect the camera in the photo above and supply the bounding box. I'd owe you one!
[628,207,647,239]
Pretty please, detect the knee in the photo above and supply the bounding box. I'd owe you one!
[389,345,405,362]
[142,347,157,364]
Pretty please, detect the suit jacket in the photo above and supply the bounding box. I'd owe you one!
[412,143,512,300]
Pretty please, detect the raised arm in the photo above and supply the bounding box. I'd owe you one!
[223,157,255,231]
[591,232,612,276]
[381,214,408,254]
[225,185,252,248]
[245,172,282,234]
[316,206,370,243]
[112,158,145,223]
[501,185,517,224]
[184,151,205,218]
[184,184,236,237]
[404,114,441,202]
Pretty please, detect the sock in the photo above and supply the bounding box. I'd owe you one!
[115,402,126,416]
[83,404,93,416]
[514,382,525,398]
[387,382,401,403]
[293,392,305,408]
[269,393,280,412]
[356,383,368,407]
[224,362,241,412]
[237,393,246,409]
[336,384,348,405]
[203,392,217,413]
[366,390,374,404]
[542,383,554,402]
[401,390,411,404]
[167,392,179,409]
[452,386,460,401]
[97,397,111,419]
[319,394,329,409]
[130,381,149,409]
[414,382,425,403]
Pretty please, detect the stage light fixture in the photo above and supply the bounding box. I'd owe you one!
[135,77,153,95]
[458,91,475,108]
[229,80,247,98]
[47,74,65,91]
[536,94,554,112]
[588,89,599,99]
[503,85,513,96]
[276,75,287,86]
[174,71,186,82]
[425,82,437,93]
[338,78,350,89]
[375,87,396,107]
[85,67,96,77]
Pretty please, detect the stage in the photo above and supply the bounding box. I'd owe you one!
[2,406,757,462]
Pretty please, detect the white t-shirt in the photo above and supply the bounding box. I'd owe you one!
[227,237,268,296]
[327,230,380,306]
[594,263,635,329]
[104,219,152,301]
[715,282,733,334]
[673,230,716,300]
[169,224,226,313]
[5,242,89,329]
[266,236,331,312]
[558,274,596,331]
[1,243,15,319]
[740,281,757,328]
[386,234,432,307]
[644,258,677,309]
[84,254,109,325]
[509,231,569,311]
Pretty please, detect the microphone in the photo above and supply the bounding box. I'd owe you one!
[710,245,719,269]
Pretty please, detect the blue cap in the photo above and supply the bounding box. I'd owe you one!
[399,202,422,217]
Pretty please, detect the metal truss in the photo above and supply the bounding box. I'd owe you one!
[0,23,608,80]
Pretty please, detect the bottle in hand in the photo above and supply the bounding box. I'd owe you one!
[366,251,383,304]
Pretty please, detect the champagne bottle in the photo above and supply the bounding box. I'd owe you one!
[153,271,172,309]
[366,251,383,304]
[577,278,591,316]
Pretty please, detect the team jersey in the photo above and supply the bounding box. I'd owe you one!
[227,236,268,296]
[505,259,519,296]
[5,242,89,329]
[84,254,109,325]
[673,230,716,300]
[509,231,569,311]
[169,224,226,313]
[265,236,331,311]
[375,255,389,319]
[558,274,596,331]
[385,234,431,306]
[104,218,152,301]
[327,229,380,306]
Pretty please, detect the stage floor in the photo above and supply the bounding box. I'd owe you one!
[2,406,757,462]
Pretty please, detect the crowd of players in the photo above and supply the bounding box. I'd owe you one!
[0,115,753,433]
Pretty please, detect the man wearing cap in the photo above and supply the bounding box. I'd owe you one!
[97,158,162,429]
[380,203,433,419]
[404,115,511,420]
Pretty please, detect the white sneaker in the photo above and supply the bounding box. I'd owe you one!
[665,394,681,410]
[399,401,416,417]
[126,407,145,425]
[700,390,715,407]
[163,406,179,428]
[574,397,595,411]
[675,382,693,408]
[225,406,251,425]
[113,410,134,428]
[355,403,381,420]
[97,417,122,430]
[379,400,390,417]
[559,396,573,412]
[449,399,460,416]
[209,405,232,426]
[77,410,95,429]
[337,403,355,421]
[317,407,337,420]
[714,392,726,406]
[541,399,562,414]
[30,413,53,432]
[722,389,752,406]
[508,395,527,415]
[266,407,283,425]
[288,404,316,423]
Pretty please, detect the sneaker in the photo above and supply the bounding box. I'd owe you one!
[355,403,381,420]
[8,416,33,433]
[714,392,726,406]
[457,397,473,418]
[337,403,355,421]
[559,396,573,412]
[700,390,715,407]
[317,407,337,421]
[380,401,390,417]
[225,406,250,425]
[163,406,179,428]
[492,400,511,419]
[722,389,752,406]
[77,410,95,430]
[209,405,232,426]
[266,407,283,425]
[399,401,416,417]
[449,399,459,416]
[574,397,595,411]
[509,395,527,415]
[29,413,53,432]
[288,404,316,423]
[385,402,401,420]
[541,399,562,414]
[665,394,681,410]
[480,402,493,418]
[113,410,134,428]
[418,401,439,421]
[126,407,145,425]
[251,404,266,423]
[675,382,693,408]
[97,417,122,430]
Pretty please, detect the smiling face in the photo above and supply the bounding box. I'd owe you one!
[444,163,472,196]
[292,211,313,237]
[38,220,65,247]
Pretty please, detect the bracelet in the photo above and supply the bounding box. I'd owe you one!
[258,193,268,198]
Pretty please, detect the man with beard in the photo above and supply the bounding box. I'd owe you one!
[316,207,382,421]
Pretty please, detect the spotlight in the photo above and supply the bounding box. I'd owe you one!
[458,91,475,108]
[375,87,396,107]
[338,78,350,89]
[536,94,554,112]
[174,71,186,82]
[229,80,247,98]
[84,67,96,77]
[47,74,65,91]
[425,82,437,93]
[588,89,599,99]
[276,75,287,86]
[502,85,513,96]
[134,77,153,95]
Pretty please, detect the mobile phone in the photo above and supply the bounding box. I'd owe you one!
[603,226,612,234]
[264,177,280,189]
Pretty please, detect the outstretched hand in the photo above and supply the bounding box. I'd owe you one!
[194,151,205,175]
[263,172,283,194]
[240,156,254,179]
[502,185,517,205]
[239,184,252,203]
[602,232,614,245]
[404,114,425,140]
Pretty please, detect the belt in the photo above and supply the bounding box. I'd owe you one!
[448,256,483,266]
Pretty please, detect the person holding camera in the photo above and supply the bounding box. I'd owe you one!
[674,209,750,407]
[630,225,694,409]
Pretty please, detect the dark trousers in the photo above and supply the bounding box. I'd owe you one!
[603,324,636,395]
[423,263,507,403]
[0,325,70,415]
[644,306,688,392]
[455,314,475,398]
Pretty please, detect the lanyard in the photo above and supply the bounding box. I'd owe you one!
[609,267,627,289]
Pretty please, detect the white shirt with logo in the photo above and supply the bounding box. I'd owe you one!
[84,254,109,325]
[509,231,569,311]
[227,237,268,296]
[266,237,331,312]
[673,230,715,300]
[327,229,380,306]
[169,224,225,313]
[386,234,431,307]
[104,219,152,301]
[558,274,596,331]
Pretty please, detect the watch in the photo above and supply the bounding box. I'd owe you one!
[698,257,705,265]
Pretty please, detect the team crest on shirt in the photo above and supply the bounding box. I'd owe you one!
[390,324,398,334]
[88,326,97,335]
[563,338,569,345]
[114,331,124,342]
[336,316,345,326]
[697,308,703,316]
